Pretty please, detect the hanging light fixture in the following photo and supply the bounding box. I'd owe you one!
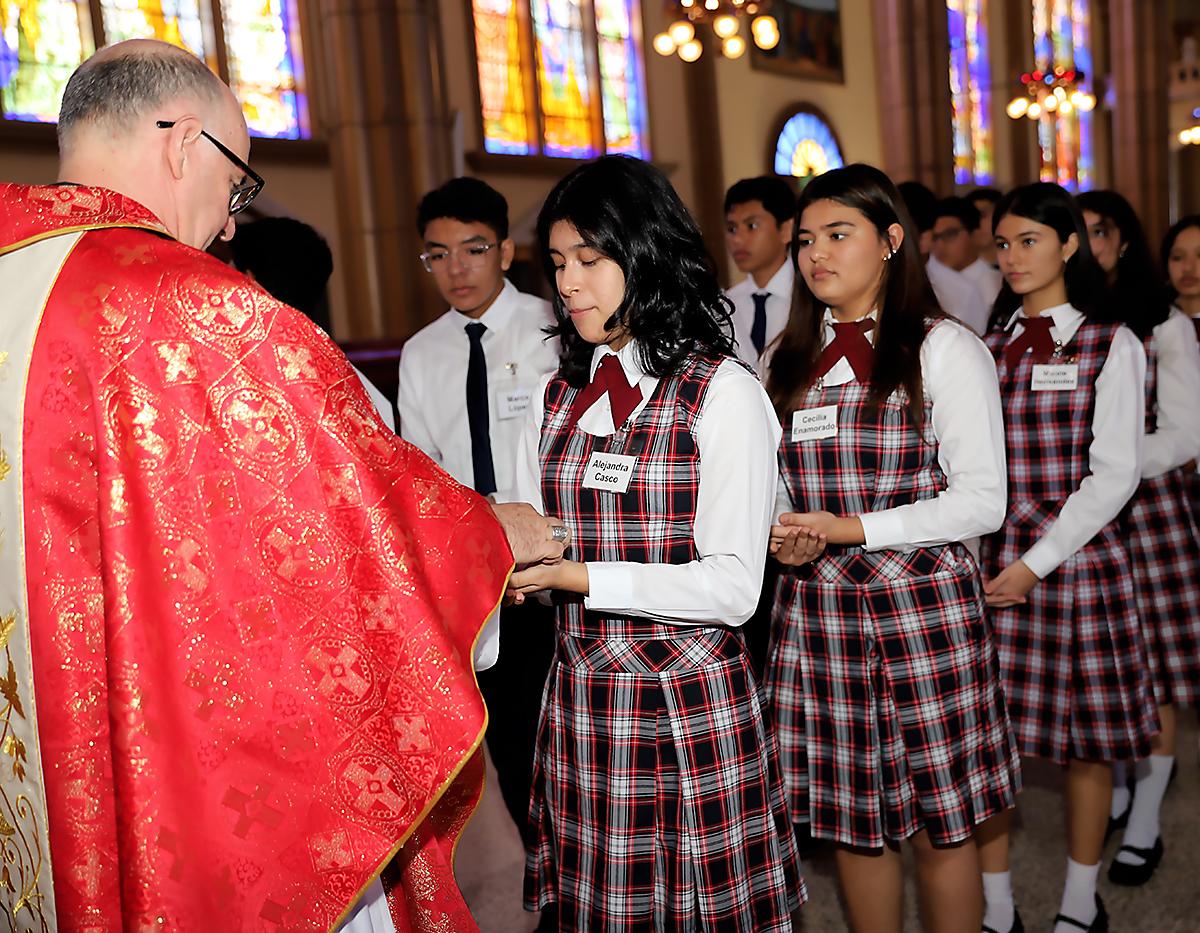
[1006,66,1097,122]
[653,0,780,62]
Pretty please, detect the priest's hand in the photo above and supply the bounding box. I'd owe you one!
[492,502,570,566]
[769,524,827,566]
[983,560,1039,608]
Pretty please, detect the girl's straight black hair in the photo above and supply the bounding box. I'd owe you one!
[1077,189,1168,340]
[536,156,736,388]
[987,182,1115,332]
[765,162,944,428]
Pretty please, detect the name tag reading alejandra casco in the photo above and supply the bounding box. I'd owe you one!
[791,405,838,442]
[582,451,637,493]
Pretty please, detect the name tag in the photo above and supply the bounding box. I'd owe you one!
[582,451,637,494]
[497,387,533,420]
[1031,363,1079,392]
[791,405,838,442]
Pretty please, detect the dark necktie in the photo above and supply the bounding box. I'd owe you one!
[1004,315,1057,368]
[465,322,496,496]
[751,292,770,357]
[814,318,876,382]
[1192,317,1199,341]
[569,353,643,430]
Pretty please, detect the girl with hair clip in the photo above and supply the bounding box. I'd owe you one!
[506,155,805,931]
[977,183,1159,933]
[762,162,1019,933]
[1078,191,1200,888]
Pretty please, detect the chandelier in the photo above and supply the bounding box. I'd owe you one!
[653,1,780,62]
[1005,66,1097,120]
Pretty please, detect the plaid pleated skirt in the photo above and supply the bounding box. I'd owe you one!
[1122,469,1200,706]
[764,545,1020,850]
[524,618,805,931]
[982,502,1159,764]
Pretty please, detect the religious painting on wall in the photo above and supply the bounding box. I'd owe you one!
[750,0,843,82]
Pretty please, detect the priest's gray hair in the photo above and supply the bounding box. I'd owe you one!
[57,45,225,149]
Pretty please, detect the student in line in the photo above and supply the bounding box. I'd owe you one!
[977,183,1159,933]
[764,163,1019,933]
[506,155,805,931]
[1079,190,1200,887]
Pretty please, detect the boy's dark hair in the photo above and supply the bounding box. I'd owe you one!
[988,182,1116,331]
[537,156,735,388]
[967,186,1003,207]
[897,181,939,233]
[723,176,796,226]
[933,196,982,232]
[230,217,334,332]
[417,177,509,241]
[767,163,944,431]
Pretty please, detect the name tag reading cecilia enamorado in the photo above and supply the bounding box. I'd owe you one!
[1031,363,1079,392]
[582,451,637,493]
[791,405,839,442]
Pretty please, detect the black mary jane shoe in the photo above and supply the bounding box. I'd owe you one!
[982,909,1024,933]
[1107,835,1164,886]
[1052,894,1108,933]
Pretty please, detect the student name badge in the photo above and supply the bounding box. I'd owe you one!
[582,451,637,494]
[791,405,838,442]
[497,387,533,420]
[1031,363,1079,392]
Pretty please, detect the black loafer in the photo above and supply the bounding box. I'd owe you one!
[1052,893,1108,932]
[1108,836,1164,886]
[982,909,1024,933]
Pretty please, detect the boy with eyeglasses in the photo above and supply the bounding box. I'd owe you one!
[398,176,559,864]
[930,195,1003,312]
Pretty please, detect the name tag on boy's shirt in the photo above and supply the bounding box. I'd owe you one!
[791,405,839,442]
[497,387,533,420]
[582,452,637,494]
[1031,363,1079,392]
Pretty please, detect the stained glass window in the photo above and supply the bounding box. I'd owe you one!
[471,0,649,160]
[1032,0,1093,191]
[947,0,993,186]
[0,0,93,122]
[774,110,844,180]
[3,0,310,139]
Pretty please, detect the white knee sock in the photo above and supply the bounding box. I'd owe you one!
[982,870,1014,932]
[1109,760,1130,820]
[1054,858,1099,931]
[1116,754,1173,864]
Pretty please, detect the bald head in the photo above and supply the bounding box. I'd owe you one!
[58,40,231,151]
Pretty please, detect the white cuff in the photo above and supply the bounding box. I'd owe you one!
[582,563,635,612]
[858,510,909,552]
[1019,541,1059,581]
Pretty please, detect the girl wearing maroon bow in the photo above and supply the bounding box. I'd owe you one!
[506,156,806,931]
[977,183,1159,933]
[763,163,1019,933]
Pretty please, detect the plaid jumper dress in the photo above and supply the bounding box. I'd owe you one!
[982,319,1158,763]
[1119,324,1200,706]
[525,356,805,931]
[764,342,1020,850]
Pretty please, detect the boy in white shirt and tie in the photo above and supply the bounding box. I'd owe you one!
[931,195,1004,324]
[397,176,559,856]
[724,176,796,366]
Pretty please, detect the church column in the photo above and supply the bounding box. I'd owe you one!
[315,0,454,339]
[872,0,955,192]
[1108,0,1170,237]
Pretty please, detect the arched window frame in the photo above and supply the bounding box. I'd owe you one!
[767,103,845,183]
[464,0,651,173]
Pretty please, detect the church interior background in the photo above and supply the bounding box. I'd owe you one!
[0,0,1193,355]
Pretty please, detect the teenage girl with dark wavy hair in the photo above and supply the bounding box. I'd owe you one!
[1077,190,1200,888]
[763,162,1019,933]
[507,155,806,931]
[977,183,1159,933]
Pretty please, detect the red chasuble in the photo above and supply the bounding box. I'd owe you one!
[0,184,511,931]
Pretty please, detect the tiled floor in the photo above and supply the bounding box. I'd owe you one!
[457,718,1200,932]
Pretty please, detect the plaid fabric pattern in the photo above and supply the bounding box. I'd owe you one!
[982,321,1158,763]
[1120,330,1200,705]
[765,374,1020,849]
[526,356,804,930]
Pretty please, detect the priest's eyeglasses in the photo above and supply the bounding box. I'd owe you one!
[419,242,499,273]
[156,120,265,215]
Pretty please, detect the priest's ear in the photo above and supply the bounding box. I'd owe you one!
[499,237,516,273]
[161,115,204,181]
